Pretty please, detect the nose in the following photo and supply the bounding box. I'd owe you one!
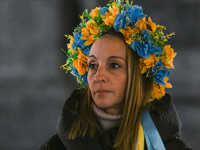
[94,66,107,83]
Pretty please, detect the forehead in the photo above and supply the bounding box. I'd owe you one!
[89,35,126,58]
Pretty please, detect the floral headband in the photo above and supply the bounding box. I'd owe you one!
[61,0,177,100]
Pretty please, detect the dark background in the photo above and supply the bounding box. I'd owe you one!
[0,0,199,149]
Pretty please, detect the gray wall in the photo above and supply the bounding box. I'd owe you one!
[0,0,199,149]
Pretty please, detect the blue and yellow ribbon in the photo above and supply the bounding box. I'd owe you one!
[136,109,166,150]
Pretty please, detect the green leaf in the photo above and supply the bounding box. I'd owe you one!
[73,52,78,60]
[61,48,68,55]
[67,58,72,64]
[107,3,112,7]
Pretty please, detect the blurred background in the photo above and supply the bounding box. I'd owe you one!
[0,0,199,149]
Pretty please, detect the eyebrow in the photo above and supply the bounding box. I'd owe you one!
[88,55,96,59]
[108,56,126,61]
[88,55,126,61]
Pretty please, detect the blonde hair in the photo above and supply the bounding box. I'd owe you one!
[69,33,154,149]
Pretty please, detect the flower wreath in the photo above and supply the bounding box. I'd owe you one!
[61,0,177,100]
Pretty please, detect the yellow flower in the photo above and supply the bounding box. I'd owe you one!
[90,7,100,18]
[81,28,90,37]
[120,27,138,44]
[137,18,147,31]
[65,35,74,52]
[110,3,119,16]
[73,49,88,75]
[79,12,85,20]
[139,54,159,74]
[154,36,159,39]
[137,17,157,32]
[101,3,119,27]
[161,45,177,68]
[81,20,99,46]
[146,17,157,32]
[164,77,172,88]
[151,83,165,100]
[151,77,172,100]
[86,20,97,29]
[84,35,96,46]
[90,26,99,35]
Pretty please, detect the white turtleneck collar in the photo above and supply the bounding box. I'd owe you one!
[92,103,123,130]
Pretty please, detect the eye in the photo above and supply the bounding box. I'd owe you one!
[110,63,121,69]
[88,63,97,70]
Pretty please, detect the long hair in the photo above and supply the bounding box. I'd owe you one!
[69,31,154,149]
[114,44,153,149]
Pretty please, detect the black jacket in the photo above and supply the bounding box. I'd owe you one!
[40,90,192,150]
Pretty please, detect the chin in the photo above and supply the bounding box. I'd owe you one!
[93,99,112,109]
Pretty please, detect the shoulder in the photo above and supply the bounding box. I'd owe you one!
[149,94,192,150]
[40,89,90,150]
[39,134,66,150]
[39,89,83,150]
[58,89,84,128]
[62,89,83,113]
[149,93,181,140]
[57,89,83,137]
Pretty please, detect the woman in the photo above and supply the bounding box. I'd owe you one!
[40,1,191,149]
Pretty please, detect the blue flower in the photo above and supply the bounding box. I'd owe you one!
[130,41,141,52]
[72,32,91,55]
[127,5,146,25]
[113,10,127,32]
[130,41,151,58]
[130,29,163,59]
[149,44,163,55]
[71,66,82,78]
[82,46,91,55]
[142,29,150,43]
[82,73,88,84]
[71,67,88,84]
[99,7,109,16]
[152,60,171,85]
[130,41,163,59]
[142,29,163,55]
[72,32,81,49]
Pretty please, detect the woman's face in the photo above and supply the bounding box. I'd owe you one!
[87,34,127,115]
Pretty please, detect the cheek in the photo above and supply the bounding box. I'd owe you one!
[117,74,127,94]
[87,73,93,89]
[87,73,96,100]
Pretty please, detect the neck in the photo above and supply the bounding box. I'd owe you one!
[93,103,123,130]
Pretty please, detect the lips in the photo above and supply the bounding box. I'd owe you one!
[95,89,112,95]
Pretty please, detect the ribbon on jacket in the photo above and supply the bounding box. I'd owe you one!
[139,109,166,150]
[136,123,144,150]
